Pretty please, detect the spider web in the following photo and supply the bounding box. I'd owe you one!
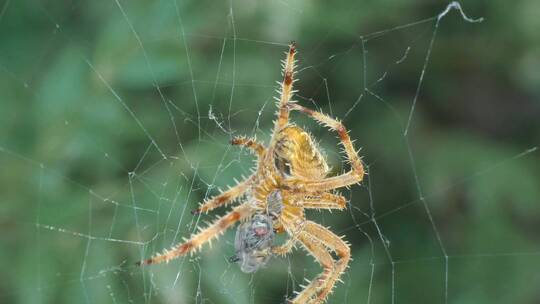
[1,1,539,303]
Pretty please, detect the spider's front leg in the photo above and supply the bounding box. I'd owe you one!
[137,204,254,266]
[286,103,365,192]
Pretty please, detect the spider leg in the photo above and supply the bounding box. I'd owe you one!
[271,237,296,256]
[289,192,346,211]
[272,192,346,257]
[302,222,351,302]
[192,176,254,215]
[280,214,350,304]
[286,103,365,191]
[290,221,350,304]
[274,42,297,136]
[137,204,254,266]
[292,233,335,304]
[231,136,266,158]
[193,136,265,215]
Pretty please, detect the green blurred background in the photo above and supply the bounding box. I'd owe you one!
[1,1,539,303]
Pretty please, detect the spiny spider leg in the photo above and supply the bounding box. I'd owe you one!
[291,221,350,304]
[288,192,347,210]
[271,237,296,256]
[286,103,365,191]
[231,136,266,158]
[279,213,349,304]
[274,42,297,135]
[192,176,254,215]
[138,204,254,266]
[194,136,264,215]
[271,209,303,257]
[292,234,334,304]
[302,222,351,302]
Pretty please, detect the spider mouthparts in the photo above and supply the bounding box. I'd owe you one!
[191,209,201,215]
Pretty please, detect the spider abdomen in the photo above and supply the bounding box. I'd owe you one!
[274,126,329,179]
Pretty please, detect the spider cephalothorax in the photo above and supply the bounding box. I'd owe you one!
[138,42,365,304]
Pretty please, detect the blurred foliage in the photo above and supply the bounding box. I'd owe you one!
[1,1,539,303]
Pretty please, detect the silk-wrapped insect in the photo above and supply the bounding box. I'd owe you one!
[229,213,275,273]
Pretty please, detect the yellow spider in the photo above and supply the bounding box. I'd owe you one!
[137,42,365,304]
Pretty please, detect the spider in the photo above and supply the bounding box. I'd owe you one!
[137,42,365,304]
